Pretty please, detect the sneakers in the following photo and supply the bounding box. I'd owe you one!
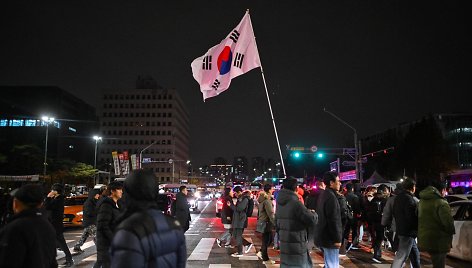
[263,260,275,264]
[372,256,383,264]
[231,253,244,257]
[256,251,263,260]
[216,239,222,248]
[244,243,253,253]
[60,259,74,267]
[224,244,234,248]
[73,246,84,254]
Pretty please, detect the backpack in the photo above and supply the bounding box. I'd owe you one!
[245,197,254,217]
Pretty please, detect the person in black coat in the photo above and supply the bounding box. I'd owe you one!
[73,186,106,253]
[44,183,74,267]
[315,171,342,268]
[95,181,123,268]
[366,184,389,263]
[175,185,191,232]
[344,183,361,249]
[0,184,58,268]
[276,177,317,268]
[110,170,186,268]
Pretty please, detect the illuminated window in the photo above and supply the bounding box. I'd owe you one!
[25,120,38,127]
[9,120,24,126]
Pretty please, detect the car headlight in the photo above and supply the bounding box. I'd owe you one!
[195,192,201,198]
[189,199,196,205]
[77,211,83,216]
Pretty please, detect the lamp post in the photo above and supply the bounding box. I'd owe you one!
[139,140,157,169]
[93,136,102,183]
[41,116,55,176]
[323,108,363,183]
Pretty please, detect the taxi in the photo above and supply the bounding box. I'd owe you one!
[63,195,88,226]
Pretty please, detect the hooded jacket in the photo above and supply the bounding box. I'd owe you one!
[257,191,275,227]
[276,189,316,268]
[418,186,455,253]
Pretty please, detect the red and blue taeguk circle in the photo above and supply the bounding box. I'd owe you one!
[217,46,232,75]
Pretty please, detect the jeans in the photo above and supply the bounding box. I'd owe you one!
[391,235,420,268]
[218,226,232,245]
[429,252,446,268]
[321,247,339,268]
[75,224,97,248]
[56,232,72,262]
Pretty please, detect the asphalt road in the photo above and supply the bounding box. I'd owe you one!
[62,199,471,267]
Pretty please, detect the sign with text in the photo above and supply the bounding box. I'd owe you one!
[339,170,356,181]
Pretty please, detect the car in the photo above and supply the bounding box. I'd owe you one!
[196,191,213,201]
[445,194,472,203]
[187,191,198,212]
[448,200,472,262]
[63,195,88,226]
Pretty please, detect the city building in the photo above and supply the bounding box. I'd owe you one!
[0,86,98,175]
[98,86,190,183]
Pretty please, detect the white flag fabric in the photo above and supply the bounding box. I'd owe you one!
[191,11,261,101]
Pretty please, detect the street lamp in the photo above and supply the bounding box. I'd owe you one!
[139,140,157,169]
[93,136,102,169]
[323,108,363,183]
[41,116,55,176]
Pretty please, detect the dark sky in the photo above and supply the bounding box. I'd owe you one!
[1,1,470,167]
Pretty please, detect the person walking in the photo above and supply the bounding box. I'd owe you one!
[110,170,186,268]
[95,181,123,268]
[276,177,317,267]
[305,180,325,250]
[0,184,58,268]
[315,171,343,268]
[418,180,455,268]
[337,187,349,256]
[382,183,403,252]
[391,178,420,268]
[73,186,105,253]
[175,185,191,233]
[228,186,253,257]
[217,187,233,248]
[256,184,276,264]
[344,183,361,250]
[44,183,74,267]
[367,184,389,263]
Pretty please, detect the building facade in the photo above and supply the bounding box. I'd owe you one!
[0,86,98,175]
[98,88,190,183]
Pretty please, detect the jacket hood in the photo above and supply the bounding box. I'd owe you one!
[277,188,298,206]
[419,186,442,200]
[258,191,269,203]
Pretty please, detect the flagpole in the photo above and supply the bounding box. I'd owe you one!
[247,10,287,178]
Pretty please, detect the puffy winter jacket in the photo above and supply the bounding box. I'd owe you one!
[276,189,316,268]
[418,186,455,253]
[110,208,186,268]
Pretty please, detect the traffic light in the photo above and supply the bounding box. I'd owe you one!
[293,152,301,158]
[316,152,324,159]
[272,178,276,182]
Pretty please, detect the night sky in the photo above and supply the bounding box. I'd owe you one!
[1,1,469,167]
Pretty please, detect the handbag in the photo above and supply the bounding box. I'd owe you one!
[256,220,267,233]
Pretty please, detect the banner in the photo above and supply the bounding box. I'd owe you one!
[123,151,130,175]
[130,154,137,170]
[112,151,121,176]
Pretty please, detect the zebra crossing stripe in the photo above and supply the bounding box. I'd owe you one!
[209,265,231,268]
[56,240,95,260]
[187,238,216,261]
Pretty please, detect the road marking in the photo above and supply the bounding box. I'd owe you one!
[56,240,95,260]
[187,238,216,261]
[81,254,97,262]
[66,240,74,243]
[184,233,199,236]
[209,265,231,268]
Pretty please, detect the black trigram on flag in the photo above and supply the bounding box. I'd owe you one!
[211,79,220,90]
[233,53,244,68]
[202,55,212,70]
[229,30,240,43]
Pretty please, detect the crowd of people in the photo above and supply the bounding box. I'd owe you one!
[0,169,456,268]
[217,172,455,268]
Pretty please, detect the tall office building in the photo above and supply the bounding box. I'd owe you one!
[98,87,190,183]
